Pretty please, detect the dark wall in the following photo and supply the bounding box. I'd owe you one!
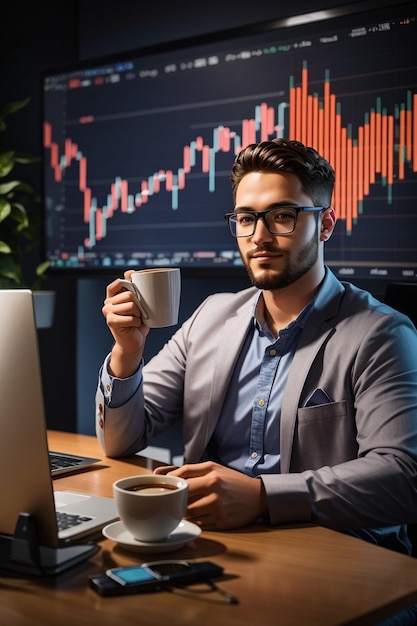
[1,0,394,436]
[2,2,79,155]
[1,2,80,430]
[78,0,346,60]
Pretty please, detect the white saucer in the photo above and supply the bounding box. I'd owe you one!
[102,520,201,553]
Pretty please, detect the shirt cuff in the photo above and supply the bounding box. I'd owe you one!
[101,353,143,407]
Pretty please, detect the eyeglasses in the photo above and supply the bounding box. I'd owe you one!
[224,206,324,237]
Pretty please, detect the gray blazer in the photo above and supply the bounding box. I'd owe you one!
[96,269,417,543]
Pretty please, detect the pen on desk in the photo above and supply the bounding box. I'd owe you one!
[167,581,239,605]
[208,581,239,605]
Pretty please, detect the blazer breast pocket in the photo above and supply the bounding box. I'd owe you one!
[293,401,358,470]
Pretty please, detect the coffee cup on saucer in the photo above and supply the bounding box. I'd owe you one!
[113,474,188,543]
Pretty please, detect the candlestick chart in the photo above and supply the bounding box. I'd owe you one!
[42,4,417,279]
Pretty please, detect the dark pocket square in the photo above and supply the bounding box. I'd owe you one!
[304,388,332,407]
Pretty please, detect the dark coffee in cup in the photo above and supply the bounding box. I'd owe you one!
[125,482,178,494]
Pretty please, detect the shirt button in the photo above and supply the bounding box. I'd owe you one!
[98,403,103,414]
[251,452,258,459]
[258,398,265,407]
[105,384,111,393]
[270,349,276,356]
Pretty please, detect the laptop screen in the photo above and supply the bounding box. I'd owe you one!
[0,290,60,548]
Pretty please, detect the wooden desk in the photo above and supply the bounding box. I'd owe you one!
[1,430,417,626]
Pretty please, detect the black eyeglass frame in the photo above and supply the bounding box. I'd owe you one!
[224,206,325,237]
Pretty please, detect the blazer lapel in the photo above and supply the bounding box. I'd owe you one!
[279,320,335,473]
[207,298,255,439]
[279,270,344,473]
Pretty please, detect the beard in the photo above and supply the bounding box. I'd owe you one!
[240,228,319,291]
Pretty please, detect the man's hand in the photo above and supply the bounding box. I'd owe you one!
[155,461,268,530]
[102,271,150,378]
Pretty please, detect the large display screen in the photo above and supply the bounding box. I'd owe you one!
[42,1,417,281]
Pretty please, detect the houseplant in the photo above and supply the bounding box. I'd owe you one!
[0,98,53,326]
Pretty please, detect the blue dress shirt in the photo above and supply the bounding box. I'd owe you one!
[206,295,313,476]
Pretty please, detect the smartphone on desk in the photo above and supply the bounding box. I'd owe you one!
[89,560,224,597]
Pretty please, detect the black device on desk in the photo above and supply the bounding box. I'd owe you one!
[89,560,224,597]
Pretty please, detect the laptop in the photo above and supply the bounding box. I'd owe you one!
[0,290,118,575]
[49,450,101,477]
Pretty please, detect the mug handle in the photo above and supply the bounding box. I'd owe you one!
[119,279,150,320]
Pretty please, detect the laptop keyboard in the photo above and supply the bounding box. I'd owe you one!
[56,511,93,531]
[49,453,84,471]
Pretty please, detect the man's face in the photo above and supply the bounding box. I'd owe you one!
[235,171,322,291]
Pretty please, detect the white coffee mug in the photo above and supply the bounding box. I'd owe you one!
[120,267,181,328]
[113,474,188,542]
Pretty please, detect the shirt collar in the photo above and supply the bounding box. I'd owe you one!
[252,290,315,335]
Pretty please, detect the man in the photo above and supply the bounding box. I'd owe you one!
[96,138,417,555]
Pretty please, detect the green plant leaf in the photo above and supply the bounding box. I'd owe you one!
[0,98,31,121]
[7,203,29,229]
[0,254,21,283]
[0,199,11,222]
[36,260,51,276]
[0,241,12,253]
[14,152,41,165]
[0,151,15,178]
[0,180,35,195]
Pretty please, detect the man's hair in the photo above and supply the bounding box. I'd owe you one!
[230,138,335,207]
